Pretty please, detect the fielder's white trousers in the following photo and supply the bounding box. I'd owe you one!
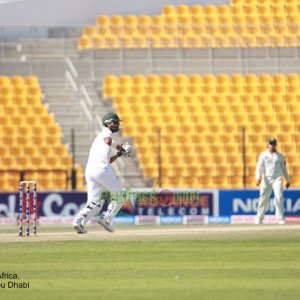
[256,176,285,222]
[73,165,123,226]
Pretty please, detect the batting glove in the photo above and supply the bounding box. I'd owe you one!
[121,142,132,157]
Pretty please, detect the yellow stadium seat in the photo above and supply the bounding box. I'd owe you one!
[25,76,39,87]
[205,8,219,33]
[119,74,132,86]
[177,4,190,16]
[0,173,10,190]
[0,156,16,169]
[159,34,176,48]
[0,76,10,85]
[11,76,24,86]
[52,172,68,190]
[104,75,118,86]
[151,15,164,35]
[39,145,53,157]
[32,105,48,116]
[78,35,92,50]
[190,4,202,15]
[3,104,16,115]
[273,15,288,34]
[287,73,300,88]
[137,15,152,35]
[91,34,105,48]
[287,15,299,34]
[119,34,133,48]
[83,26,96,36]
[191,15,206,36]
[40,114,54,126]
[96,15,110,27]
[162,5,176,16]
[43,156,59,170]
[124,15,138,35]
[110,15,124,35]
[146,35,160,47]
[96,23,110,36]
[0,85,14,97]
[132,34,148,48]
[164,14,178,35]
[105,34,119,48]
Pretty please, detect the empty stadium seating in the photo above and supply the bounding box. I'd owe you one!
[78,1,300,49]
[0,76,84,191]
[103,73,300,188]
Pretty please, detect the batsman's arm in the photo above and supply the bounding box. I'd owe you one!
[104,137,124,151]
[112,140,125,151]
[110,151,123,164]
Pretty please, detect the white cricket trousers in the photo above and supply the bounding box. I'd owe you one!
[74,166,123,225]
[257,176,284,222]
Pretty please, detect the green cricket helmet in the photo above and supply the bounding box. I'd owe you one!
[102,112,121,132]
[268,137,277,145]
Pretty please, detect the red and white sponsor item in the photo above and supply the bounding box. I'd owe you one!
[263,215,279,224]
[135,215,160,225]
[231,215,256,224]
[286,216,300,223]
[39,216,74,224]
[183,215,207,225]
[0,217,16,225]
[231,215,282,224]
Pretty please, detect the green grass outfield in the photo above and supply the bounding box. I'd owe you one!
[0,225,300,300]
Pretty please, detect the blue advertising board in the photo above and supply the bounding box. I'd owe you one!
[0,189,218,217]
[219,189,300,216]
[0,192,87,218]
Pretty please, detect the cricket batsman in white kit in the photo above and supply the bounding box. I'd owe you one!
[73,112,132,234]
[255,138,290,225]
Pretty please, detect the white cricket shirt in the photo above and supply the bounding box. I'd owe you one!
[255,149,290,182]
[86,127,114,169]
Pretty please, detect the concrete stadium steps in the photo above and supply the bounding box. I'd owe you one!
[40,82,94,168]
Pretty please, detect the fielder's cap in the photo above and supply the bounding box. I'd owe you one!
[268,137,277,145]
[102,112,121,125]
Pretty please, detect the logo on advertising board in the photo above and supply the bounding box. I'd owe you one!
[135,216,159,225]
[160,215,183,225]
[134,189,215,216]
[0,192,88,218]
[183,215,206,225]
[111,216,135,225]
[208,216,231,224]
[219,190,300,216]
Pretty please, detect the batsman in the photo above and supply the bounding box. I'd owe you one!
[255,137,290,225]
[73,112,132,234]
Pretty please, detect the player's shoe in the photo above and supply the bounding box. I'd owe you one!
[73,220,87,234]
[98,218,114,233]
[278,220,286,225]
